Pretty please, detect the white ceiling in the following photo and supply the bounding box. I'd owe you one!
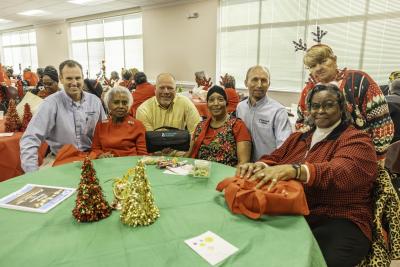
[0,0,194,31]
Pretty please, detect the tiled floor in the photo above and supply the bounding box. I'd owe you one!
[391,260,400,267]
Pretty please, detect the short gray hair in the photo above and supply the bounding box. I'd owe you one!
[245,65,271,84]
[104,85,133,110]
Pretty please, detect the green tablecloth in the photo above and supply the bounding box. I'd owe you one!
[0,157,326,267]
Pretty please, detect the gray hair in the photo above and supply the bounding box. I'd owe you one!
[104,85,133,110]
[245,65,271,84]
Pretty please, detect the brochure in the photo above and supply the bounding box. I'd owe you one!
[185,231,239,266]
[0,184,75,213]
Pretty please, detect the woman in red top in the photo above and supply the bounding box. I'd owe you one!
[130,72,155,117]
[189,85,251,166]
[90,86,147,158]
[237,84,377,267]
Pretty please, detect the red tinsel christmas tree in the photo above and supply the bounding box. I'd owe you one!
[20,103,32,132]
[72,157,112,222]
[4,99,21,132]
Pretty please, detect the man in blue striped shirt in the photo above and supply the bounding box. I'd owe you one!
[20,60,106,172]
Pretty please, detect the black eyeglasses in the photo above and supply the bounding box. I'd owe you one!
[310,101,338,111]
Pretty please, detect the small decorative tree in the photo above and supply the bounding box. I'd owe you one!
[4,99,21,132]
[72,157,112,222]
[20,103,32,132]
[120,161,160,226]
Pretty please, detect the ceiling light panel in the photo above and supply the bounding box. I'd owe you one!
[18,10,50,17]
[68,0,115,6]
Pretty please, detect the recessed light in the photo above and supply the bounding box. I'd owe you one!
[68,0,114,5]
[18,10,50,17]
[0,19,12,24]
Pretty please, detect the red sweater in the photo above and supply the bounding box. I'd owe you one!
[91,115,148,157]
[260,123,377,240]
[130,82,156,117]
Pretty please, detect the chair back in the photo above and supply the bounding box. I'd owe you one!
[385,140,400,174]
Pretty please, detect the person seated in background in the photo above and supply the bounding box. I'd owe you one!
[20,59,106,172]
[189,85,251,166]
[23,68,39,86]
[109,71,120,87]
[220,73,240,114]
[130,72,155,117]
[236,65,292,162]
[83,78,103,99]
[37,66,60,99]
[192,71,213,101]
[386,78,400,143]
[119,69,135,91]
[90,86,147,158]
[136,73,201,155]
[296,44,393,160]
[238,84,377,267]
[380,71,400,96]
[35,68,44,90]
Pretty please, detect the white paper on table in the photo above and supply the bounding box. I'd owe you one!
[0,132,14,137]
[184,231,239,266]
[164,165,193,176]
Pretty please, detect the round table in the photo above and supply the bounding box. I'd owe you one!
[0,156,326,267]
[0,119,47,182]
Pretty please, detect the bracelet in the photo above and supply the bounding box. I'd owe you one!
[292,163,301,179]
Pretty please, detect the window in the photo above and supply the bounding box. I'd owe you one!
[0,29,38,73]
[70,13,143,78]
[218,0,400,91]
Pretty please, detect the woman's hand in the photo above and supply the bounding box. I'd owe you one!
[98,152,114,158]
[249,164,295,190]
[236,162,266,178]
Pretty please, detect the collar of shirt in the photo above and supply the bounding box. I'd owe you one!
[310,119,342,149]
[247,95,268,108]
[61,90,87,107]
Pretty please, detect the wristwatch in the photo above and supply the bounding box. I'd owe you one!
[292,163,301,179]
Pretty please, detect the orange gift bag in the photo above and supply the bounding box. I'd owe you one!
[216,176,309,219]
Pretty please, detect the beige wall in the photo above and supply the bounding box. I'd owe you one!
[35,22,69,69]
[142,0,217,82]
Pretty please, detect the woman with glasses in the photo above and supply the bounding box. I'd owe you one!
[296,44,393,161]
[238,84,377,267]
[37,66,60,99]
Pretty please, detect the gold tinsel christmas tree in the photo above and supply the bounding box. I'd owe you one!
[72,157,112,222]
[120,161,160,226]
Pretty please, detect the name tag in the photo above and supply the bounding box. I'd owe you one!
[85,111,96,116]
[258,119,269,125]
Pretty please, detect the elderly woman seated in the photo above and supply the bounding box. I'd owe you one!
[52,86,147,166]
[237,84,377,267]
[90,86,148,158]
[189,85,251,166]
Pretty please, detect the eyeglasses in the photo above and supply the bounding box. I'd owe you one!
[310,101,338,111]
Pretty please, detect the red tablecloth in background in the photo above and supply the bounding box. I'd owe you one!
[0,119,47,182]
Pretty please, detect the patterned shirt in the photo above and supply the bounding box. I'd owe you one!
[296,69,394,159]
[20,90,106,172]
[260,122,378,240]
[236,96,292,162]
